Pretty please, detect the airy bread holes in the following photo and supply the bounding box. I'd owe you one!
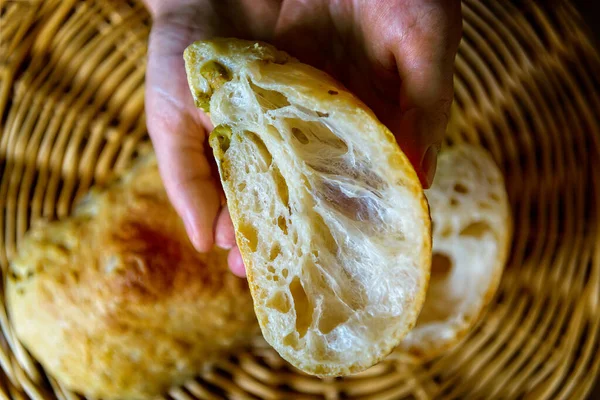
[200,61,231,90]
[431,253,453,281]
[454,183,469,194]
[267,291,291,313]
[211,125,232,153]
[277,216,288,235]
[318,303,350,334]
[415,253,455,325]
[290,277,312,338]
[303,262,353,334]
[249,82,290,110]
[478,201,492,209]
[306,252,367,315]
[313,213,337,254]
[317,128,346,151]
[269,244,282,261]
[267,124,283,141]
[292,127,309,144]
[460,221,491,239]
[288,119,347,152]
[239,223,258,252]
[272,167,289,206]
[246,132,272,170]
[283,332,299,349]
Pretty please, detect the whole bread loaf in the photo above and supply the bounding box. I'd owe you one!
[6,152,259,400]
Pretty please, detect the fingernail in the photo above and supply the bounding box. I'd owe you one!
[228,247,247,278]
[215,206,235,249]
[421,145,439,189]
[216,234,234,250]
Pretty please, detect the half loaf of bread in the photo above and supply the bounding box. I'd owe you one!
[397,144,512,360]
[6,151,259,400]
[184,38,432,376]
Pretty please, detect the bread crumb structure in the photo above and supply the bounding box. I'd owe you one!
[184,38,432,376]
[397,145,512,360]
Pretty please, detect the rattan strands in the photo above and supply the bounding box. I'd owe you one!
[1,0,599,399]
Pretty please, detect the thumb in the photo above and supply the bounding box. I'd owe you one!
[389,2,462,188]
[145,31,221,252]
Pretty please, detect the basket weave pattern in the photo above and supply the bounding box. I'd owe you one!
[1,0,599,399]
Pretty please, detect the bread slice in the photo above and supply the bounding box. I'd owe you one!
[6,151,259,400]
[396,144,512,360]
[184,38,432,376]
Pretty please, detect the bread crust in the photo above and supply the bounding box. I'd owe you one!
[6,152,259,400]
[184,38,432,376]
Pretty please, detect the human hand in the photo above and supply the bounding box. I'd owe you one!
[143,0,281,277]
[274,0,462,186]
[143,0,462,277]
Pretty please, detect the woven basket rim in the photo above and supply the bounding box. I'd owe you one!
[1,0,599,399]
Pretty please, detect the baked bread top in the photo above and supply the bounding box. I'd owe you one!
[184,38,432,376]
[6,152,258,400]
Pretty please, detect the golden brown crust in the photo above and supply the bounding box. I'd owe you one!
[6,153,258,400]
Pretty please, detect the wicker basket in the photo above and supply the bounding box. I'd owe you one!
[1,0,599,399]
